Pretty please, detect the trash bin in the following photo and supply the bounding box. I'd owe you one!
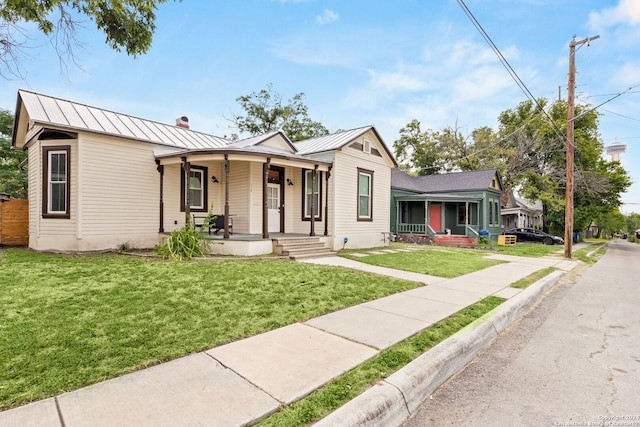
[573,232,579,243]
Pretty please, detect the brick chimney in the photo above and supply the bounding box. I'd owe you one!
[176,116,189,129]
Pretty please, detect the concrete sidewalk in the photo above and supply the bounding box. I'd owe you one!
[0,249,582,427]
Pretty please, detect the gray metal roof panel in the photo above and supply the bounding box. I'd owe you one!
[293,126,372,154]
[17,89,233,150]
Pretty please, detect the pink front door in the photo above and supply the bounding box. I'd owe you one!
[429,205,442,232]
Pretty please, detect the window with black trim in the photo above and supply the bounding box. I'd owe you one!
[180,165,208,212]
[302,169,322,220]
[42,146,70,218]
[357,168,373,220]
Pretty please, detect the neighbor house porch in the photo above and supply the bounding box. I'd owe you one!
[392,194,482,241]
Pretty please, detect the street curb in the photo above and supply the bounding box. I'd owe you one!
[312,270,565,427]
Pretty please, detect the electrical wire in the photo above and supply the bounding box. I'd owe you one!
[456,0,567,143]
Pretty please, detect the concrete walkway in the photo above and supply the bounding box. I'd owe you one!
[0,247,583,427]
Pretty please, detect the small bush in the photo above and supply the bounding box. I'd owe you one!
[156,220,209,260]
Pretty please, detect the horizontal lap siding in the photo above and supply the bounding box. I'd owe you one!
[80,136,158,237]
[163,163,182,231]
[230,162,252,233]
[331,132,391,249]
[30,140,78,250]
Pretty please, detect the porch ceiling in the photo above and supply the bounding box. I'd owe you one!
[156,149,331,170]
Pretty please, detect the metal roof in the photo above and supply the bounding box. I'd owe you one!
[13,90,395,168]
[16,89,230,150]
[293,126,373,154]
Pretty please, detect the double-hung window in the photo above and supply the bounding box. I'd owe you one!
[180,165,208,212]
[189,169,204,210]
[303,169,322,220]
[357,168,373,221]
[42,146,70,218]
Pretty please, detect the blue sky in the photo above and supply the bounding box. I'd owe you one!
[2,0,640,213]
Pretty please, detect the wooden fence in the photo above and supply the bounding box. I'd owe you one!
[0,199,29,246]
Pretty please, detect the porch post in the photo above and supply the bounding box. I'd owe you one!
[310,164,317,237]
[324,165,331,236]
[263,158,270,239]
[182,157,191,223]
[156,160,164,233]
[224,154,230,239]
[424,200,429,235]
[465,201,469,236]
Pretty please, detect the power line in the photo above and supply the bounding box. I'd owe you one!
[455,0,567,143]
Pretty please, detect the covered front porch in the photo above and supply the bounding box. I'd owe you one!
[392,194,482,240]
[156,143,335,255]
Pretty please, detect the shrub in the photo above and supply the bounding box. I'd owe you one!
[156,219,210,260]
[478,229,490,245]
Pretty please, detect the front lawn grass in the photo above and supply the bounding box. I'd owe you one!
[340,246,504,278]
[257,296,504,427]
[490,242,564,257]
[0,249,419,410]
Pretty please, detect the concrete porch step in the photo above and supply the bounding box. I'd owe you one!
[272,236,335,259]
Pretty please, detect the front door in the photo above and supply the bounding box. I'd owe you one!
[429,204,442,232]
[267,183,281,232]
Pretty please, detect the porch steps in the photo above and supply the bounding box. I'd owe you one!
[433,235,477,247]
[273,237,335,260]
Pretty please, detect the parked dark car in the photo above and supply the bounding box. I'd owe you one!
[504,228,564,245]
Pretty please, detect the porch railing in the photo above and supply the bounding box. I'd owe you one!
[466,225,479,237]
[397,223,425,234]
[396,223,437,237]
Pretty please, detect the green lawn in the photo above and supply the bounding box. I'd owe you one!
[340,245,505,278]
[491,242,564,257]
[0,249,419,410]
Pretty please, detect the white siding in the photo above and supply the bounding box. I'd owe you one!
[285,166,326,235]
[230,161,253,233]
[29,140,80,251]
[80,134,158,232]
[330,130,392,249]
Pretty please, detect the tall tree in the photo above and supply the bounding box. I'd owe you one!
[0,109,27,198]
[393,119,442,175]
[230,84,328,142]
[497,98,630,235]
[0,0,174,78]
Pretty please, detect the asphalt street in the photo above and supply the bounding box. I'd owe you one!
[402,240,640,427]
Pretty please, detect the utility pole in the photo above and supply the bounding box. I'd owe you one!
[565,34,599,259]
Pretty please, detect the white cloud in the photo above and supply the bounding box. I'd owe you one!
[589,0,640,28]
[317,9,339,25]
[610,62,640,85]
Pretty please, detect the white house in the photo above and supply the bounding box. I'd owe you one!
[500,189,543,230]
[11,90,397,256]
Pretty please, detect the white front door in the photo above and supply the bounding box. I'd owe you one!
[267,183,281,232]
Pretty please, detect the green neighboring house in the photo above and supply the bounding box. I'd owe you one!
[390,168,504,242]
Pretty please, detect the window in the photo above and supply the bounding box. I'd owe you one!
[489,200,493,225]
[489,200,499,226]
[180,165,208,212]
[357,168,373,220]
[363,139,371,154]
[457,203,478,225]
[302,169,322,220]
[42,146,70,218]
[189,169,204,209]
